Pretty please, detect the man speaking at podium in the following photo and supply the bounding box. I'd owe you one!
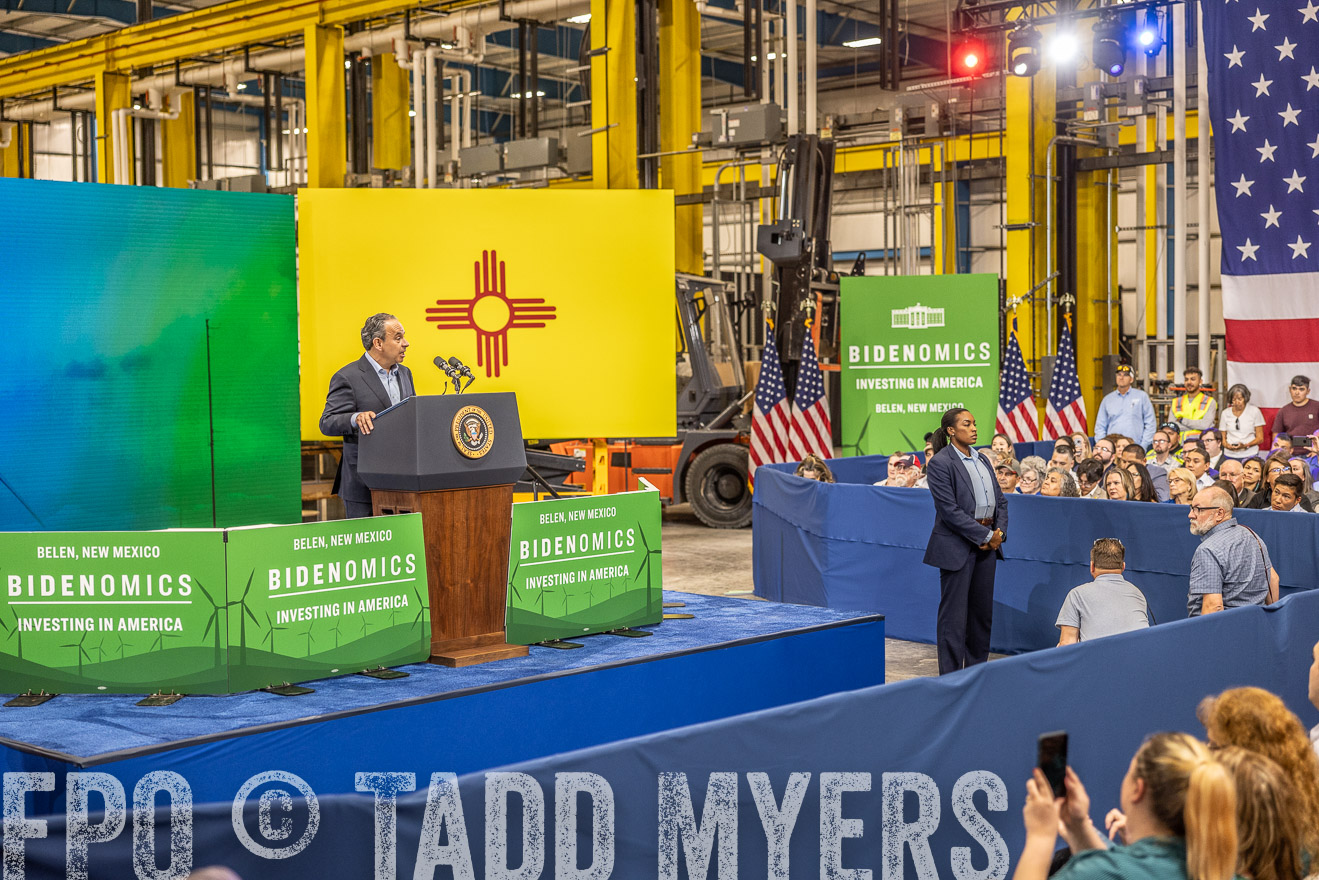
[320,313,415,518]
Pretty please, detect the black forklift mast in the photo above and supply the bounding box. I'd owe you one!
[755,133,839,400]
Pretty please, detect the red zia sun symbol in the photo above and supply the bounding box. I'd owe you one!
[425,249,557,378]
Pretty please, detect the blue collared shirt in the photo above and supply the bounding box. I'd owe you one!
[1094,387,1156,448]
[352,353,402,432]
[953,445,996,523]
[1187,517,1273,616]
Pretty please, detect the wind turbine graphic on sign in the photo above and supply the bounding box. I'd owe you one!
[425,249,557,378]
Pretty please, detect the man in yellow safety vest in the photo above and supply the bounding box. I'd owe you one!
[1170,366,1217,445]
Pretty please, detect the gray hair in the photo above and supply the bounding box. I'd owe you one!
[1197,486,1235,512]
[1046,467,1080,497]
[360,313,397,351]
[1020,455,1048,480]
[1226,383,1252,404]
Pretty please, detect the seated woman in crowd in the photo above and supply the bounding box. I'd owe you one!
[990,433,1015,464]
[794,454,835,483]
[1166,467,1197,505]
[1103,466,1136,501]
[1018,456,1047,495]
[1070,433,1093,461]
[1242,457,1264,494]
[1220,383,1266,460]
[1214,746,1305,880]
[1246,454,1316,511]
[1121,460,1158,502]
[1041,467,1081,498]
[1199,687,1319,864]
[1012,732,1237,880]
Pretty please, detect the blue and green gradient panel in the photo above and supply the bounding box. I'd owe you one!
[0,179,299,531]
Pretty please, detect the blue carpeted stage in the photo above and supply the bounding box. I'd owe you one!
[0,591,884,812]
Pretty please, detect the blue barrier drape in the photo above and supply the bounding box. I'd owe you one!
[754,458,1319,652]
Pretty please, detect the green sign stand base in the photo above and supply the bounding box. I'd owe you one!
[537,639,584,650]
[262,682,316,697]
[663,613,695,620]
[358,668,411,680]
[605,628,653,639]
[4,691,57,708]
[137,692,186,707]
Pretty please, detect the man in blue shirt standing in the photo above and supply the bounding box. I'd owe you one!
[1094,364,1155,449]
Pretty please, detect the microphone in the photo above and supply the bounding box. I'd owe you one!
[447,356,475,380]
[433,356,459,379]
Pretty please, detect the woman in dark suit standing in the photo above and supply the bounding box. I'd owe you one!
[922,408,1009,675]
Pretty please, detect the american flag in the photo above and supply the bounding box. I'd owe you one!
[788,324,833,460]
[996,319,1040,442]
[1203,0,1319,428]
[1045,317,1088,438]
[749,323,792,485]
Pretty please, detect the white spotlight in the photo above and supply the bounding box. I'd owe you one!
[842,36,882,48]
[1048,31,1079,63]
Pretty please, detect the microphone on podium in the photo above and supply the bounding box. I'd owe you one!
[433,356,462,393]
[448,356,476,392]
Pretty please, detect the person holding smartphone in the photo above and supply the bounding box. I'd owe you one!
[1013,732,1238,880]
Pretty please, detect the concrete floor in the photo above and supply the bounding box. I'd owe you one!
[661,505,943,682]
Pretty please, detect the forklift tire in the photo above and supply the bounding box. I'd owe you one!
[685,444,753,529]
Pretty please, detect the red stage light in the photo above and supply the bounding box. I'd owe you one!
[954,41,985,76]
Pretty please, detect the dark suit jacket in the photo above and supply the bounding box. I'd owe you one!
[319,355,416,503]
[922,445,1009,571]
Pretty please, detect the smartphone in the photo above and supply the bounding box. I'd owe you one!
[1037,730,1068,798]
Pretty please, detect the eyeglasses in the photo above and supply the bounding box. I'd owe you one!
[1189,505,1220,515]
[1268,466,1286,474]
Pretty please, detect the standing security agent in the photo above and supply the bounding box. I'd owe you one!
[923,408,1008,675]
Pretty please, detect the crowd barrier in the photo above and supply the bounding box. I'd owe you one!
[753,457,1319,653]
[16,587,1319,878]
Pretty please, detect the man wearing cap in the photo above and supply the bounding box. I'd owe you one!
[1094,364,1155,449]
[995,459,1022,493]
[1146,427,1183,472]
[882,453,927,488]
[1169,366,1217,445]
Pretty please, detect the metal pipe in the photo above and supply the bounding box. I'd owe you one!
[425,46,438,187]
[785,0,798,135]
[1196,7,1211,377]
[804,0,816,134]
[410,52,423,187]
[1105,168,1114,351]
[1172,1,1187,378]
[1044,133,1099,355]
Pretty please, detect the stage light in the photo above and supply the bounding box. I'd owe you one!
[1048,31,1079,64]
[1092,14,1127,76]
[1008,25,1041,77]
[954,40,986,76]
[1136,10,1164,56]
[843,36,883,48]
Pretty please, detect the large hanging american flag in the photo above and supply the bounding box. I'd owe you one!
[1045,317,1088,438]
[788,324,833,460]
[996,319,1040,442]
[1202,0,1319,428]
[749,323,792,485]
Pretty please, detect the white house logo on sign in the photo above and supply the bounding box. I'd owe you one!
[890,303,946,329]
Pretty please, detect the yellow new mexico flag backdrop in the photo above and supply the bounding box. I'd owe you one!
[299,189,676,439]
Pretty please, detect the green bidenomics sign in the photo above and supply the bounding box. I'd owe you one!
[506,487,662,645]
[840,274,1000,456]
[0,515,429,694]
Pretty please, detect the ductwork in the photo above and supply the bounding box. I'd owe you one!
[3,0,582,121]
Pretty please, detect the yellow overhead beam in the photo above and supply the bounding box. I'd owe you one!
[0,0,488,100]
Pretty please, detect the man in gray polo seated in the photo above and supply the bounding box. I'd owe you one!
[1055,538,1151,645]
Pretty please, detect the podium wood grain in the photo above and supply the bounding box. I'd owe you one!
[372,486,529,667]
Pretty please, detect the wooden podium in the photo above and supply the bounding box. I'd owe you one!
[358,393,530,667]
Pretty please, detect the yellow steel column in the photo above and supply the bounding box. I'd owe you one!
[304,23,347,188]
[1143,115,1159,338]
[660,0,701,272]
[1074,166,1113,419]
[589,0,637,189]
[0,124,20,176]
[160,91,195,188]
[371,52,410,171]
[1004,67,1053,421]
[95,70,132,184]
[931,143,958,274]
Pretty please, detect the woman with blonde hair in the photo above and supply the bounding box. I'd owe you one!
[1013,732,1237,880]
[1167,467,1197,505]
[1214,746,1304,880]
[1103,466,1137,501]
[1199,687,1319,860]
